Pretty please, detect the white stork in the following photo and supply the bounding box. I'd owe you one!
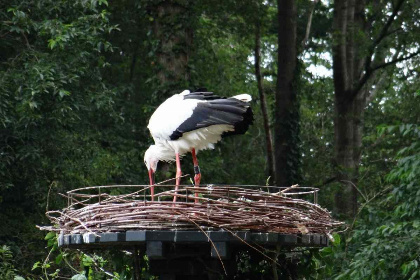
[144,89,253,202]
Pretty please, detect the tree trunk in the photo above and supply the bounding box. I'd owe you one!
[152,0,193,96]
[332,0,414,218]
[275,0,299,186]
[333,95,358,217]
[332,0,366,218]
[255,21,275,183]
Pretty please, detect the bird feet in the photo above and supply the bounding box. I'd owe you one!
[194,166,201,185]
[194,165,201,203]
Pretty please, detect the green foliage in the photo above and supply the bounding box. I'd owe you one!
[0,0,121,195]
[0,0,418,278]
[32,232,150,279]
[309,124,420,279]
[0,0,141,277]
[341,124,420,280]
[0,245,21,279]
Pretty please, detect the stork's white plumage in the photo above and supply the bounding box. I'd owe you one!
[144,89,253,202]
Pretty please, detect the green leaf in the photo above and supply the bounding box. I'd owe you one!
[32,261,41,271]
[59,89,71,98]
[332,233,341,246]
[48,39,57,50]
[55,254,63,265]
[98,0,108,6]
[82,254,93,266]
[45,232,56,240]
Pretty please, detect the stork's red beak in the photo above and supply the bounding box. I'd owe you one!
[148,169,155,201]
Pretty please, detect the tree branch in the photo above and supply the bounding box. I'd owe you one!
[371,50,420,71]
[314,177,337,188]
[262,70,277,77]
[384,27,403,38]
[21,31,31,49]
[300,0,319,50]
[255,21,275,182]
[363,0,405,73]
[364,46,401,104]
[350,0,406,101]
[372,0,405,48]
[365,70,387,104]
[0,31,10,38]
[352,50,419,98]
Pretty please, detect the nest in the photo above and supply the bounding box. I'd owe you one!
[40,184,344,235]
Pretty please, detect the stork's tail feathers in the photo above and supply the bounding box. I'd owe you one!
[222,94,253,137]
[176,89,253,138]
[232,94,252,103]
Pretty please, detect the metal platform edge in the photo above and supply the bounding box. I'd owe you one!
[58,230,329,249]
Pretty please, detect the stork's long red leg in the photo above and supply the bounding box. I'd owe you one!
[173,152,182,203]
[191,148,201,203]
[148,169,155,201]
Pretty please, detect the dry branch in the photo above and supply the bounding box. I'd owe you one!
[40,185,344,235]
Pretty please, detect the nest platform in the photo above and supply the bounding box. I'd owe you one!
[42,184,343,236]
[40,184,343,279]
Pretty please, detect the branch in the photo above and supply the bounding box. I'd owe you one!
[352,49,419,101]
[313,177,337,188]
[262,70,277,77]
[371,50,420,71]
[255,21,275,182]
[351,0,406,100]
[345,184,393,256]
[365,70,387,104]
[364,47,401,104]
[301,0,319,50]
[340,180,367,202]
[78,250,115,278]
[384,27,403,38]
[0,31,10,38]
[21,31,31,49]
[372,0,405,48]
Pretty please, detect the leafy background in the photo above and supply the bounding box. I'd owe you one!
[0,0,419,279]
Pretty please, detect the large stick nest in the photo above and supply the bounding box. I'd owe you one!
[41,184,344,235]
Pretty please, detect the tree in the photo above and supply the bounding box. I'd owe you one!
[310,123,420,280]
[254,3,275,182]
[331,0,420,217]
[149,0,195,97]
[0,0,127,274]
[274,0,299,186]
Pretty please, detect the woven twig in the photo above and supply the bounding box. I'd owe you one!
[40,184,344,235]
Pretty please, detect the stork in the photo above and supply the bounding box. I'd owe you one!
[144,89,253,202]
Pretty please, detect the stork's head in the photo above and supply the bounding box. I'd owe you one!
[144,145,159,172]
[144,145,159,186]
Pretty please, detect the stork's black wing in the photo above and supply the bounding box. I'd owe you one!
[169,94,253,140]
[182,90,222,101]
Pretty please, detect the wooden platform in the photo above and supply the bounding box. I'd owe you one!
[58,230,330,279]
[59,230,328,256]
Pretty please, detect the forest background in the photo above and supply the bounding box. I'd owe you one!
[0,0,419,279]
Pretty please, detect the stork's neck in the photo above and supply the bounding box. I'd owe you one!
[154,142,176,162]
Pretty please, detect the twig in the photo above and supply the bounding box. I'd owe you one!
[77,250,115,278]
[40,185,344,235]
[340,180,367,202]
[46,181,56,212]
[279,184,299,194]
[179,212,227,275]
